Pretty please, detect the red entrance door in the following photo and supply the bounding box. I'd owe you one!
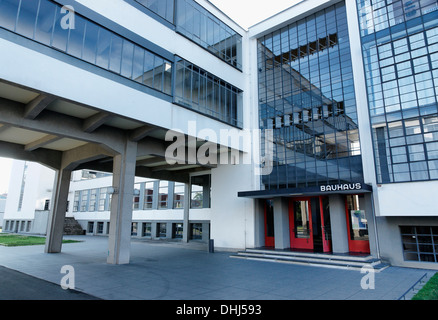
[289,198,313,250]
[289,197,332,253]
[345,195,370,254]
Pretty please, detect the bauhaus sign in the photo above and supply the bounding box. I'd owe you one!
[320,183,362,192]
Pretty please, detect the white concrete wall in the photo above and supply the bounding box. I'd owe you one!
[4,161,53,220]
[375,181,438,217]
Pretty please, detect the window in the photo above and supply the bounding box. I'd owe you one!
[89,189,98,211]
[172,223,184,239]
[135,0,175,23]
[401,226,438,263]
[0,0,173,96]
[87,221,94,234]
[98,187,109,211]
[157,223,167,238]
[44,199,50,211]
[142,222,152,237]
[190,175,211,209]
[190,223,203,240]
[143,182,154,209]
[131,222,138,236]
[81,190,89,212]
[17,162,28,212]
[174,57,242,127]
[97,222,104,234]
[73,191,80,212]
[173,182,185,209]
[175,0,242,69]
[158,181,168,209]
[133,183,141,209]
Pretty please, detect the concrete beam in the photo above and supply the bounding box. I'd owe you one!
[61,142,117,171]
[0,124,10,134]
[129,125,157,142]
[24,94,56,120]
[0,140,62,170]
[0,97,125,154]
[24,134,61,152]
[82,112,112,133]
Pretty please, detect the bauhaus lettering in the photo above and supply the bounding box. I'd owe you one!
[320,183,362,192]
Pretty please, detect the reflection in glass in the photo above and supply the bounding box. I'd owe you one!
[258,2,363,190]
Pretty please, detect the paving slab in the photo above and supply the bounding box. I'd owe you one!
[0,235,433,301]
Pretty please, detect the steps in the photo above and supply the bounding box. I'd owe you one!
[231,248,389,272]
[63,217,85,235]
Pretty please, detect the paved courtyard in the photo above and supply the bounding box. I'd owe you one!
[0,235,433,300]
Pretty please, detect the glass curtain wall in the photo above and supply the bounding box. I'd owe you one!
[0,0,172,95]
[258,1,363,190]
[357,0,438,183]
[174,57,242,127]
[175,0,242,70]
[135,0,175,23]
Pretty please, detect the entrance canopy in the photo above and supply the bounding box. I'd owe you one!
[238,182,373,199]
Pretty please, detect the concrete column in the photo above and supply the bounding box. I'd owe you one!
[360,193,379,258]
[182,183,190,243]
[273,197,290,250]
[45,168,72,253]
[328,194,349,254]
[107,139,137,265]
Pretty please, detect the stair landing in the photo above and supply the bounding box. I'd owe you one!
[231,248,389,272]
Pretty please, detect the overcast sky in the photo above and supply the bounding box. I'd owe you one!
[209,0,298,29]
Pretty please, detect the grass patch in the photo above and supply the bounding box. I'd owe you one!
[0,233,81,247]
[412,273,438,300]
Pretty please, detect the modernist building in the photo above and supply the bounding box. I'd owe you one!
[1,0,438,270]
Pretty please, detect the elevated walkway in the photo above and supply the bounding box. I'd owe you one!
[231,248,389,272]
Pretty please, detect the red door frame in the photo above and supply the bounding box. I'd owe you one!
[289,196,332,253]
[289,198,314,250]
[344,196,370,254]
[264,201,275,247]
[319,196,332,253]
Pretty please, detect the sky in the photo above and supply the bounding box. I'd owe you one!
[208,0,297,29]
[0,1,296,196]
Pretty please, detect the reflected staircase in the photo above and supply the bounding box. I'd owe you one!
[231,248,389,272]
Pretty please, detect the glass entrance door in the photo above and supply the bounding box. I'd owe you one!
[289,196,332,252]
[345,195,370,254]
[289,199,313,250]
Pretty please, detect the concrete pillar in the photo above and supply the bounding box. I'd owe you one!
[328,194,349,254]
[273,197,290,250]
[182,183,190,243]
[45,168,72,253]
[107,139,137,265]
[360,193,379,258]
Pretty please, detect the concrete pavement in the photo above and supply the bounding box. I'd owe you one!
[0,235,433,300]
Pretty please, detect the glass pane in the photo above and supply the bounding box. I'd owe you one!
[82,21,99,63]
[0,0,20,31]
[52,8,69,51]
[294,201,310,239]
[109,34,123,74]
[16,0,39,39]
[66,14,86,58]
[34,0,56,46]
[120,39,134,78]
[96,27,111,69]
